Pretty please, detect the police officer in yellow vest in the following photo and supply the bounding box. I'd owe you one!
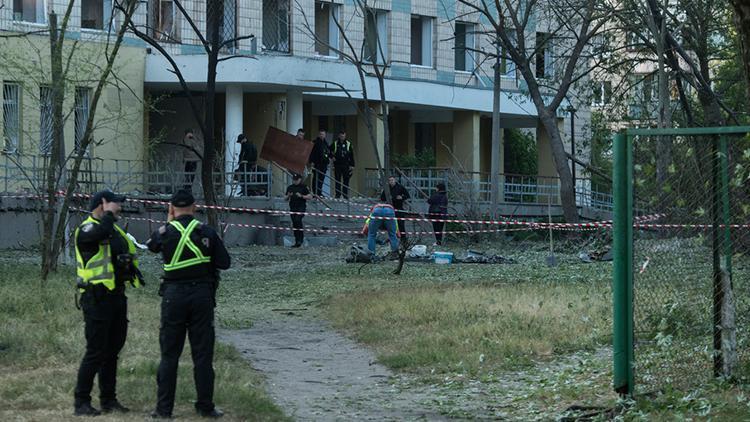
[74,190,143,416]
[146,189,230,419]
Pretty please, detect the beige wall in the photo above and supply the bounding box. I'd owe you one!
[451,111,480,173]
[0,33,146,190]
[536,118,566,178]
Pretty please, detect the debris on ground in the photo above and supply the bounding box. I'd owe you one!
[578,246,613,263]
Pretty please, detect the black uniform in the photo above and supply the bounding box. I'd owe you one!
[286,183,310,246]
[309,136,331,196]
[381,182,411,239]
[236,142,258,195]
[332,140,355,199]
[147,214,231,417]
[74,211,130,411]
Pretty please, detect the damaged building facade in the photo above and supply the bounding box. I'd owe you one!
[1,0,594,209]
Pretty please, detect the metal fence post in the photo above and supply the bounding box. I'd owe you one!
[712,135,737,377]
[613,131,634,396]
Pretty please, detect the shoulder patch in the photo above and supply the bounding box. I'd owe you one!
[158,225,167,234]
[81,223,95,233]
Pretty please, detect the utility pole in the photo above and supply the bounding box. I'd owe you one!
[490,35,502,217]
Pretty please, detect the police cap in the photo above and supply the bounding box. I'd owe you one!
[89,190,126,211]
[170,189,195,207]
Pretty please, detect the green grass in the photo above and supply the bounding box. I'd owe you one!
[323,283,611,375]
[0,256,286,421]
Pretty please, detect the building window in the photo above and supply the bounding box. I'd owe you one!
[315,2,340,56]
[151,0,180,42]
[410,15,433,67]
[207,0,237,50]
[364,8,388,63]
[263,0,290,52]
[414,122,436,156]
[592,81,612,106]
[454,22,475,72]
[40,86,53,155]
[74,88,91,153]
[81,0,113,30]
[3,83,21,153]
[535,32,553,79]
[500,30,517,78]
[13,0,46,24]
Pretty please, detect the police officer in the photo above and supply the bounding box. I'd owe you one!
[73,190,143,416]
[146,189,231,418]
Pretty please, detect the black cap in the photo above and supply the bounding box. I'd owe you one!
[170,189,195,207]
[89,190,126,211]
[292,173,303,181]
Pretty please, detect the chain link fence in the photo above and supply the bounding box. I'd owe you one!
[614,128,750,395]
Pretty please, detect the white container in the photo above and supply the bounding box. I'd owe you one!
[408,244,427,257]
[433,251,454,264]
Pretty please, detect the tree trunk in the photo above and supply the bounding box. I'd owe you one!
[203,0,221,229]
[539,109,579,223]
[41,12,66,281]
[731,0,750,103]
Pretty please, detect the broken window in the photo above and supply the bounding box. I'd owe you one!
[410,15,433,67]
[454,22,474,72]
[40,86,53,155]
[81,0,113,30]
[314,1,340,56]
[207,0,237,50]
[364,8,388,63]
[13,0,46,24]
[151,0,180,42]
[592,81,612,106]
[263,0,290,52]
[74,87,91,153]
[535,32,553,79]
[2,82,21,153]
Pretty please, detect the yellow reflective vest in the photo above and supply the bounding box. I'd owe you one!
[163,219,211,272]
[75,215,142,292]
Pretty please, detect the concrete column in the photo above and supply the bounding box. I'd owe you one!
[452,111,480,172]
[225,85,244,196]
[286,90,304,135]
[452,111,481,200]
[536,118,565,204]
[356,105,384,195]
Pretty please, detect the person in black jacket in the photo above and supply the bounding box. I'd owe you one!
[73,191,143,416]
[308,130,331,196]
[146,190,231,419]
[332,130,355,199]
[286,173,313,247]
[427,182,448,245]
[380,175,411,240]
[235,134,257,196]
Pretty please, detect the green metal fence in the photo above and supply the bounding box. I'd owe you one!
[613,126,750,396]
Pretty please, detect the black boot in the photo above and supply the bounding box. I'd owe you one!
[101,399,130,413]
[197,407,224,418]
[74,402,101,416]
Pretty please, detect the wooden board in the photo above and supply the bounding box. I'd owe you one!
[259,126,313,175]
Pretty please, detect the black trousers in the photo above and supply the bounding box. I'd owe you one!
[291,214,304,245]
[432,220,445,245]
[333,167,351,199]
[74,293,128,407]
[156,283,216,415]
[184,161,198,190]
[312,165,327,197]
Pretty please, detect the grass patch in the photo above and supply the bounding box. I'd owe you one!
[0,255,286,421]
[323,282,611,375]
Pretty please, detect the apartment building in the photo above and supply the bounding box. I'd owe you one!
[1,0,590,199]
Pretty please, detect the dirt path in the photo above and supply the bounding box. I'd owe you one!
[219,315,450,421]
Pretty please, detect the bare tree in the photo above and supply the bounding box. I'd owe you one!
[454,0,615,223]
[297,0,392,204]
[0,0,141,280]
[126,0,254,228]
